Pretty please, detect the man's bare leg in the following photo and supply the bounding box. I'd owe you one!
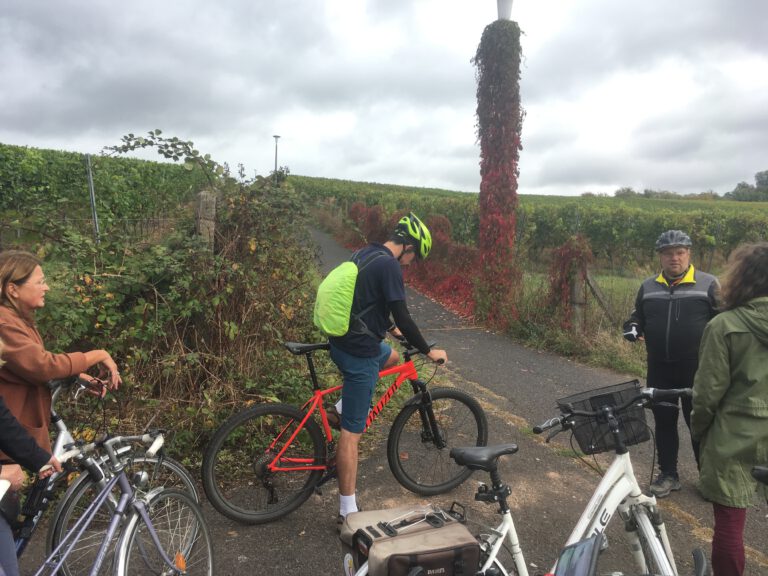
[338,428,362,517]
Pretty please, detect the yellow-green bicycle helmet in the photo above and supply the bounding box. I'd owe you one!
[395,212,432,259]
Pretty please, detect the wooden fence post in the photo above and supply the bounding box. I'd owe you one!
[585,270,618,325]
[570,267,586,333]
[196,190,216,249]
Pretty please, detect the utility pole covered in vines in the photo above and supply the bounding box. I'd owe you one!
[473,10,524,327]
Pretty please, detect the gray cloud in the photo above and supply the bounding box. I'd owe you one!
[1,0,766,196]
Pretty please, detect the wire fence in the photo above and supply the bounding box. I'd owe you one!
[0,216,184,249]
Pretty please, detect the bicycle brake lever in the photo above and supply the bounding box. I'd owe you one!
[545,427,563,443]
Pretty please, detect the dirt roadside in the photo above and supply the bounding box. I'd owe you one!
[18,229,767,575]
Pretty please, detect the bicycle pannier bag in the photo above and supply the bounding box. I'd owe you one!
[340,505,480,576]
[313,249,387,337]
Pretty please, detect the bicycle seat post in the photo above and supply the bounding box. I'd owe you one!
[305,352,321,391]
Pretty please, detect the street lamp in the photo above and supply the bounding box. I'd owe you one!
[272,134,280,183]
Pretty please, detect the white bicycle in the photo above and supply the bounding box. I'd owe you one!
[446,383,708,576]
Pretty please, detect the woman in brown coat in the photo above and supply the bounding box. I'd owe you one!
[0,250,121,453]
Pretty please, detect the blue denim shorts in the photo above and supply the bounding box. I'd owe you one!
[329,342,392,433]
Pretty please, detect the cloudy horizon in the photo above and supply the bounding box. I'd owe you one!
[1,0,766,196]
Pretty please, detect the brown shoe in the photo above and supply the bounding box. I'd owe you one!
[325,405,341,430]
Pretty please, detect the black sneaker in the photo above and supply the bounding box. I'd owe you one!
[649,474,682,498]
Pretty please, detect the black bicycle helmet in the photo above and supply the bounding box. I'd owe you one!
[655,230,692,252]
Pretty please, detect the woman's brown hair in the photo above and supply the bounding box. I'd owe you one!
[720,242,768,310]
[0,250,43,312]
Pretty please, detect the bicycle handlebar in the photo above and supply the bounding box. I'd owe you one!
[532,417,561,435]
[60,431,166,468]
[396,336,443,363]
[145,435,165,458]
[533,388,692,436]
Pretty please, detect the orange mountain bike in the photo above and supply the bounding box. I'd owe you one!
[201,339,488,524]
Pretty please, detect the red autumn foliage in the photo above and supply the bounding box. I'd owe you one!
[473,19,524,329]
[547,235,593,330]
[404,246,479,320]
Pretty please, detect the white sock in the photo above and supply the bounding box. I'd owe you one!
[340,493,357,517]
[335,399,343,414]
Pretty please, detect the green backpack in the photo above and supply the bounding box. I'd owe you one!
[313,250,387,337]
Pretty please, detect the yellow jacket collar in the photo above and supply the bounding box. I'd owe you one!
[656,265,696,286]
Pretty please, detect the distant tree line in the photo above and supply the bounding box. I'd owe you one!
[604,170,768,201]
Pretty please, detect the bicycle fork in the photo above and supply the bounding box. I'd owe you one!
[411,382,447,449]
[620,505,678,576]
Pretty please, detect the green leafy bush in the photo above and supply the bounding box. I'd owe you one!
[22,174,320,460]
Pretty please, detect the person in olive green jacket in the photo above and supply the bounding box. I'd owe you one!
[691,242,768,576]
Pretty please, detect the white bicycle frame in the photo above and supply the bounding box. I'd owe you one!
[559,450,677,574]
[349,450,677,576]
[472,450,678,576]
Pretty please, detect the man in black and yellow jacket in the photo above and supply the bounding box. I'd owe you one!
[623,230,720,497]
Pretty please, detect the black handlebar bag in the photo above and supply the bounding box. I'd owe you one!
[339,505,480,576]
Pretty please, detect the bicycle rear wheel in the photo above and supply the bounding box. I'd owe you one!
[201,402,325,524]
[46,455,198,576]
[116,489,213,575]
[633,506,676,575]
[387,387,488,495]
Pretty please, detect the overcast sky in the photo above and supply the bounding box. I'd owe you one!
[2,0,767,196]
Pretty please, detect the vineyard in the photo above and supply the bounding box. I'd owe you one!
[0,142,209,245]
[291,174,768,271]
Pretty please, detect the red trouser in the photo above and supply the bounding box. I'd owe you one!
[712,503,747,576]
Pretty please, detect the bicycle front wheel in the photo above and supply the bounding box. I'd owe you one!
[46,455,199,576]
[201,403,325,524]
[387,387,488,495]
[116,489,213,576]
[633,506,676,576]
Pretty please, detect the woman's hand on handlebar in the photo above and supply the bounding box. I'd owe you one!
[77,373,110,398]
[38,455,62,479]
[82,349,123,390]
[98,353,122,390]
[427,349,447,364]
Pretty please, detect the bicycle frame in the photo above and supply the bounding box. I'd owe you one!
[35,470,179,576]
[34,439,183,576]
[466,449,677,576]
[265,354,422,475]
[475,392,684,576]
[560,450,677,575]
[15,381,136,557]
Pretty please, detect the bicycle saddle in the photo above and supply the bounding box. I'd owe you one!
[449,444,518,472]
[284,342,330,355]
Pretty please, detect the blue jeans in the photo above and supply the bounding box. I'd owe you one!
[330,342,392,433]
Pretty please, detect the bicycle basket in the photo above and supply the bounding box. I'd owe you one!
[556,379,649,455]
